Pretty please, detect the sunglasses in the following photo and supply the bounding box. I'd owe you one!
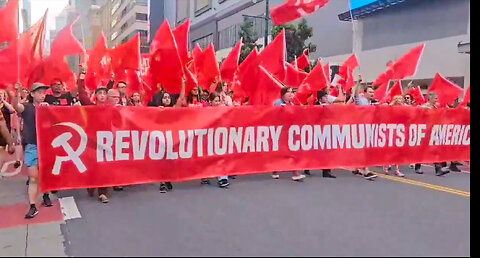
[404,97,411,100]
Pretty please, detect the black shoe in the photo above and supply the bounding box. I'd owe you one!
[159,183,167,193]
[352,170,361,176]
[363,172,377,180]
[13,161,21,169]
[165,182,173,191]
[25,206,38,219]
[218,179,229,188]
[113,186,124,191]
[201,179,210,185]
[322,171,336,178]
[449,164,461,172]
[51,191,58,194]
[229,175,237,179]
[304,170,312,176]
[43,194,53,207]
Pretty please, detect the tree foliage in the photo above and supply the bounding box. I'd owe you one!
[238,19,262,64]
[271,19,316,64]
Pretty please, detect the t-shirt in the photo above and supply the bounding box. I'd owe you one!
[273,99,293,106]
[45,92,79,106]
[326,95,337,104]
[20,103,37,145]
[354,94,371,106]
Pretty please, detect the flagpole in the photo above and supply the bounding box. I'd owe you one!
[348,0,361,75]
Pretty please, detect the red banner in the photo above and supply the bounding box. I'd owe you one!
[37,105,470,192]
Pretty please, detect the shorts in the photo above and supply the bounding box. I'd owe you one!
[24,144,38,167]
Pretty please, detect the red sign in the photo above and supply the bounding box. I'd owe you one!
[37,105,470,192]
[140,54,150,76]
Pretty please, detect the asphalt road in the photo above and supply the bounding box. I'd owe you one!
[58,165,470,256]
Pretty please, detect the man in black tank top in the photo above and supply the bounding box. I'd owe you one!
[10,82,53,219]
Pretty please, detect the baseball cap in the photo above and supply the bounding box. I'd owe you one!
[31,83,49,92]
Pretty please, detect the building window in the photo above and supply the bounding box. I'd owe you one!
[136,13,147,21]
[192,34,214,50]
[194,0,211,16]
[176,0,189,24]
[219,24,241,50]
[111,1,120,15]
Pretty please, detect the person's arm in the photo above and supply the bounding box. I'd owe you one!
[2,100,16,113]
[9,83,25,114]
[0,119,15,154]
[346,74,363,104]
[107,73,115,90]
[77,67,94,105]
[174,78,186,108]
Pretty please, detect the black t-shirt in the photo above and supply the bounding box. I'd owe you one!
[20,103,37,145]
[45,92,79,106]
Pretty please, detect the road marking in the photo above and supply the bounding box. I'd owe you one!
[58,197,82,220]
[374,172,470,198]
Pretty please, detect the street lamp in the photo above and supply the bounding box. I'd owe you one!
[242,0,270,47]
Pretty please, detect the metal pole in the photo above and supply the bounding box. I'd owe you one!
[264,0,269,47]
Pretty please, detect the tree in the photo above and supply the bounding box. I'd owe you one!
[238,19,262,64]
[272,19,316,64]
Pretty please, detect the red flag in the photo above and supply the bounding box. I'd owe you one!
[194,43,220,89]
[184,65,198,94]
[249,66,284,106]
[149,21,184,94]
[30,56,76,91]
[460,86,470,107]
[428,73,463,107]
[172,19,191,66]
[271,0,329,25]
[0,11,47,87]
[300,59,328,92]
[50,16,85,59]
[284,62,308,87]
[374,80,389,103]
[291,49,309,71]
[339,54,358,77]
[324,62,331,83]
[407,86,425,106]
[85,33,110,90]
[293,82,312,105]
[257,30,286,81]
[338,55,358,92]
[236,48,259,98]
[220,39,243,83]
[109,33,141,71]
[391,44,425,80]
[0,0,19,43]
[387,80,403,102]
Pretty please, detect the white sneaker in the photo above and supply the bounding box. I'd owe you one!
[271,173,280,179]
[292,175,306,181]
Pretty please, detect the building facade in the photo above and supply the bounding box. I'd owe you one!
[180,0,470,89]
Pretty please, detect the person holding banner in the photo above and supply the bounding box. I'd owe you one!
[186,87,208,107]
[10,83,53,218]
[272,87,306,182]
[349,76,378,180]
[216,82,233,106]
[45,79,80,106]
[382,95,406,177]
[198,92,230,188]
[420,92,450,176]
[157,78,187,193]
[77,67,111,203]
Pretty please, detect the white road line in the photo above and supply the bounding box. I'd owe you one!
[59,196,82,221]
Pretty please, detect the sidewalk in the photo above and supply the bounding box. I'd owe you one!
[0,150,67,257]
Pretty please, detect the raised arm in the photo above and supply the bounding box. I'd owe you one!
[174,77,187,108]
[10,83,25,114]
[77,67,94,105]
[106,72,115,90]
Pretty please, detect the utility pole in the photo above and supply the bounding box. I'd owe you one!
[264,0,269,47]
